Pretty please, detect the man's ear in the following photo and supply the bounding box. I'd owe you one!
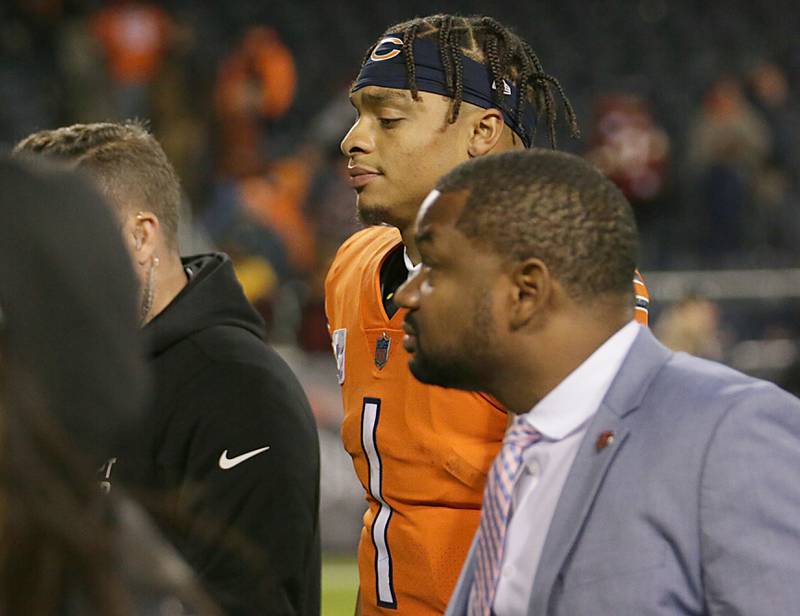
[467,107,506,157]
[508,258,552,330]
[131,211,159,266]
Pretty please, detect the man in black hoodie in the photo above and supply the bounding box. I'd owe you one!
[14,122,321,616]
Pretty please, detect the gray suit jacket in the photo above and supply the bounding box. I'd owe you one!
[446,327,800,615]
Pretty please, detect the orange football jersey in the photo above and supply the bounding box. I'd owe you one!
[633,270,650,326]
[325,226,652,615]
[326,226,506,615]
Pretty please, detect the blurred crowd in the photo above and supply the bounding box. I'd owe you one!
[3,0,800,344]
[3,0,800,548]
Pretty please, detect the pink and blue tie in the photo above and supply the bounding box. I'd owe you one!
[469,415,542,616]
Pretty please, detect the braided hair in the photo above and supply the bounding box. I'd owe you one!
[360,14,580,148]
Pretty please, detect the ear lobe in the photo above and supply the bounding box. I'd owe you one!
[131,211,159,265]
[468,108,506,158]
[509,258,551,330]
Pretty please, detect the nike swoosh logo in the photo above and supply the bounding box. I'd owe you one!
[218,446,271,470]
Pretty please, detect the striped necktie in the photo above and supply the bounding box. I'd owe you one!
[468,415,542,616]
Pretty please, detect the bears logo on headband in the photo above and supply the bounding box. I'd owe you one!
[371,37,403,62]
[355,34,538,147]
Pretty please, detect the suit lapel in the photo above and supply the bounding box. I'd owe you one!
[527,328,672,614]
[526,406,628,614]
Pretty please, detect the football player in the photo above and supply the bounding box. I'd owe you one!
[325,14,650,615]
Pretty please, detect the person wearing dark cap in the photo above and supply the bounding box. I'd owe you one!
[14,122,321,616]
[0,156,220,616]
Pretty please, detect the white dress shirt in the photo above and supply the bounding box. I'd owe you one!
[403,246,421,275]
[492,320,641,616]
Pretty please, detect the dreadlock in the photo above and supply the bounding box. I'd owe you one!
[359,14,580,148]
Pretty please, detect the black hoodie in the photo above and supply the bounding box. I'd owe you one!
[119,253,321,616]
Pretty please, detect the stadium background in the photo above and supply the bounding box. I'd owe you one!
[2,1,799,613]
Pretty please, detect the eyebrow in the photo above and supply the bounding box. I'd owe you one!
[358,90,412,107]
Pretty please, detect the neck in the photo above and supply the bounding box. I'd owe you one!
[143,253,188,325]
[491,307,633,414]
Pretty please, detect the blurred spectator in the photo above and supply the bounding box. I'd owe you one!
[749,61,799,180]
[586,94,670,203]
[150,17,213,207]
[238,149,318,274]
[214,26,296,177]
[747,61,800,255]
[655,296,724,360]
[586,94,671,265]
[57,14,115,122]
[299,152,361,352]
[303,91,362,252]
[0,1,64,140]
[686,76,771,261]
[90,0,172,119]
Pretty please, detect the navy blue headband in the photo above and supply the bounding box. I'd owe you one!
[353,35,537,147]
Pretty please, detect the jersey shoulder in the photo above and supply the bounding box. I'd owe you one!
[325,226,401,324]
[326,226,401,285]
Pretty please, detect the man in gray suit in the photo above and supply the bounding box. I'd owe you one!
[394,149,800,615]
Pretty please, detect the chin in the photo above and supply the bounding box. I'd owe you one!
[356,200,395,227]
[356,199,412,227]
[356,194,416,229]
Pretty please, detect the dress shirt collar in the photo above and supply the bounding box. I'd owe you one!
[403,247,422,276]
[523,321,641,441]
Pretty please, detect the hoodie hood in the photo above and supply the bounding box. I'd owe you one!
[145,253,265,357]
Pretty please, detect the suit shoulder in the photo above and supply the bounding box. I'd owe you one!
[655,352,798,416]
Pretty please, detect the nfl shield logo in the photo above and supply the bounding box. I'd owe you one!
[375,333,391,369]
[332,328,347,384]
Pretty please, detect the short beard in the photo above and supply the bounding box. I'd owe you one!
[408,353,487,391]
[356,200,406,228]
[407,294,495,392]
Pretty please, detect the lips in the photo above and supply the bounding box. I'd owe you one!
[347,165,381,189]
[402,321,417,354]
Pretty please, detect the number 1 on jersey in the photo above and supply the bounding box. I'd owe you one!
[361,397,398,609]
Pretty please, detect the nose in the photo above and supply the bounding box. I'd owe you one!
[340,116,374,158]
[395,268,421,310]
